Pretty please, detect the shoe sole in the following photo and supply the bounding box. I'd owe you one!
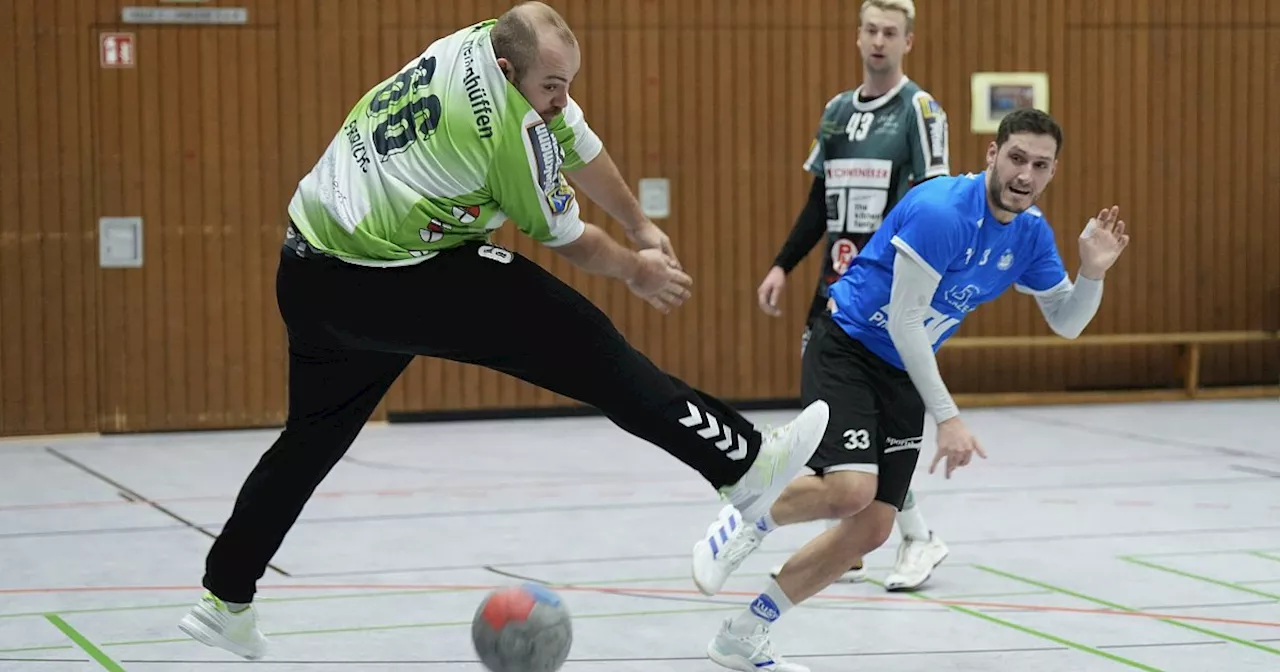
[707,644,764,672]
[883,550,949,592]
[178,614,265,660]
[739,401,829,523]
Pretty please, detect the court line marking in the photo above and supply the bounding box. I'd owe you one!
[0,573,1051,622]
[0,640,1235,666]
[1250,551,1280,564]
[41,447,290,577]
[1003,409,1280,462]
[281,528,1280,580]
[977,565,1280,656]
[1120,556,1280,601]
[4,579,1280,629]
[43,614,127,671]
[0,576,1271,661]
[1123,547,1280,559]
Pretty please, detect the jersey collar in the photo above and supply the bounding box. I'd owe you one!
[850,76,911,112]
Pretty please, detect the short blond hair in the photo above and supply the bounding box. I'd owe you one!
[860,0,915,32]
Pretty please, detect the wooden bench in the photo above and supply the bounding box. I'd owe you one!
[943,330,1280,407]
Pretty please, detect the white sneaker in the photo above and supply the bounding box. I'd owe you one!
[692,504,762,596]
[707,618,810,672]
[721,401,829,525]
[178,592,269,660]
[883,533,949,591]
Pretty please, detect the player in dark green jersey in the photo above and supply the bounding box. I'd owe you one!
[755,0,951,597]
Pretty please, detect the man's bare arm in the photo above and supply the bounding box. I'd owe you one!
[565,147,646,232]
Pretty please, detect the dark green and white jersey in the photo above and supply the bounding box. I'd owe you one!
[287,19,602,266]
[801,77,950,292]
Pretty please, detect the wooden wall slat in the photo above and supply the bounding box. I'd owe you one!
[1,0,1276,436]
[14,0,44,431]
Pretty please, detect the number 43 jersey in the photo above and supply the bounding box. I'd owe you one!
[801,77,950,294]
[287,19,603,266]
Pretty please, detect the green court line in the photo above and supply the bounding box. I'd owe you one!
[1125,548,1280,559]
[1120,556,1280,601]
[861,577,1162,671]
[1249,551,1280,565]
[43,614,127,671]
[977,565,1280,657]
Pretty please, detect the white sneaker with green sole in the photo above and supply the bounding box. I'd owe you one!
[178,592,269,660]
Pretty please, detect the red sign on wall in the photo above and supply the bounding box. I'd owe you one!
[100,32,135,68]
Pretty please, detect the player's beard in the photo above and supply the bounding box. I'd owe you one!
[987,168,1037,216]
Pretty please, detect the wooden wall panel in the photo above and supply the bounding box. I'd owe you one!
[91,0,287,432]
[0,0,1275,436]
[0,0,100,436]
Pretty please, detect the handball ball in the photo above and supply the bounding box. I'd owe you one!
[472,583,573,672]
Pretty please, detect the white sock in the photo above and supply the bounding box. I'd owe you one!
[896,490,932,541]
[729,579,794,635]
[752,511,779,537]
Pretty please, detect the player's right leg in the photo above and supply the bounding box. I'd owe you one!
[692,312,881,597]
[322,240,827,527]
[180,242,413,659]
[776,312,866,585]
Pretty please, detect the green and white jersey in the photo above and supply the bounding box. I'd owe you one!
[287,19,602,266]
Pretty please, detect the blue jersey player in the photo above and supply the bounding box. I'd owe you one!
[692,107,1130,671]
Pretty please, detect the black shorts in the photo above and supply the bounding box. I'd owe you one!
[799,313,925,510]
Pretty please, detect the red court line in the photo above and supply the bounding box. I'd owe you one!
[4,582,1278,629]
[4,492,1262,514]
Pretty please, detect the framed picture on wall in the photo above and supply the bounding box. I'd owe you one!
[969,72,1049,133]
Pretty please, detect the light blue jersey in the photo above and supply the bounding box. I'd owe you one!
[829,172,1069,370]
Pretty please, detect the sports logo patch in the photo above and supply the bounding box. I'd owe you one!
[419,218,453,244]
[545,176,575,215]
[917,95,942,119]
[997,249,1015,270]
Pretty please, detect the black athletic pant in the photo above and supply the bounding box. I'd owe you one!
[202,229,762,603]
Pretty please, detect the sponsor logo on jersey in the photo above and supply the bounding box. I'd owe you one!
[345,120,370,174]
[943,284,982,313]
[527,122,563,192]
[823,158,893,188]
[460,36,494,139]
[831,237,858,275]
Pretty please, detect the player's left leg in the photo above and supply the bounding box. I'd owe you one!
[707,486,895,672]
[884,489,949,591]
[870,360,949,591]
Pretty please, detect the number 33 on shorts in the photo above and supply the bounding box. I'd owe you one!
[843,428,871,450]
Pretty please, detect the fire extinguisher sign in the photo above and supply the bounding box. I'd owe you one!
[100,32,135,68]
